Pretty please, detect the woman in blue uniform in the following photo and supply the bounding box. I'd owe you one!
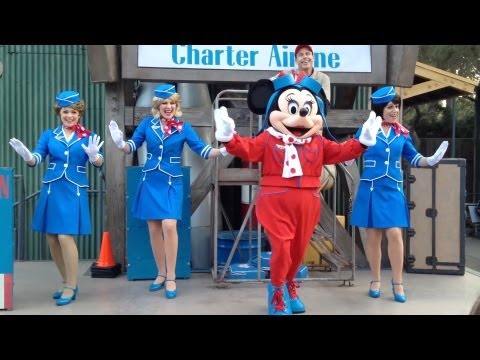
[109,83,227,299]
[9,90,104,306]
[350,86,449,303]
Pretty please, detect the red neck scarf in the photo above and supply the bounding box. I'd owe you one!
[163,118,183,137]
[382,121,409,137]
[66,124,91,138]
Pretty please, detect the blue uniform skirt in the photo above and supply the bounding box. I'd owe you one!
[131,170,183,221]
[350,177,409,229]
[32,178,91,235]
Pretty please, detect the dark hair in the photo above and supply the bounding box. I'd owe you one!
[371,95,400,119]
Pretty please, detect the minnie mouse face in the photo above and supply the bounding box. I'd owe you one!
[270,86,323,139]
[247,72,325,139]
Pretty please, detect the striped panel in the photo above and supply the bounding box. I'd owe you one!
[0,273,13,310]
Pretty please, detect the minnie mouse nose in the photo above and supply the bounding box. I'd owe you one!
[299,108,308,117]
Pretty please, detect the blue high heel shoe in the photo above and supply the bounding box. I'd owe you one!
[56,286,78,306]
[368,280,381,298]
[165,279,176,299]
[391,280,406,303]
[149,274,166,292]
[52,282,66,299]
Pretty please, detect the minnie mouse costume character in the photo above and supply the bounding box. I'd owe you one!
[214,72,382,315]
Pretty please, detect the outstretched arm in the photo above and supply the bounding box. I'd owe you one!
[418,141,449,167]
[109,120,130,154]
[9,138,36,166]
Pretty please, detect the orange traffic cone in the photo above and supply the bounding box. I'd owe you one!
[91,231,122,278]
[96,232,115,267]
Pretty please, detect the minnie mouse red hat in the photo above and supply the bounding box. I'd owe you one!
[295,45,313,56]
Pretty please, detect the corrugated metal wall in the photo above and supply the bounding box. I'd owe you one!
[0,45,105,260]
[353,87,371,110]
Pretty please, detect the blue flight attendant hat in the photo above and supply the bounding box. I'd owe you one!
[56,90,81,107]
[154,83,176,99]
[371,86,396,104]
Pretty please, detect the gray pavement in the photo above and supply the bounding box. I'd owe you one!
[2,256,480,315]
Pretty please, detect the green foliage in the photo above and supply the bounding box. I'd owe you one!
[418,45,480,80]
[404,45,479,138]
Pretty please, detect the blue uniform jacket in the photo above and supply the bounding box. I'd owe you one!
[354,126,423,182]
[30,126,103,187]
[127,116,212,177]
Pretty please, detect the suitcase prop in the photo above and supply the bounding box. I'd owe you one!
[405,158,466,275]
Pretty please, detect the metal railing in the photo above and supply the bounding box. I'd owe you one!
[12,171,106,261]
[210,89,359,286]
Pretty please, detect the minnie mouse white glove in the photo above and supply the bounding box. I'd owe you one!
[214,106,236,143]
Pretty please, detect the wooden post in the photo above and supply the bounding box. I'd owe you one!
[105,81,126,270]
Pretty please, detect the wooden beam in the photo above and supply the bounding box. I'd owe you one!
[396,81,449,99]
[105,81,126,270]
[190,155,234,214]
[415,61,478,94]
[125,107,369,130]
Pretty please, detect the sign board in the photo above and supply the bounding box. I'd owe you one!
[122,45,387,84]
[0,168,14,310]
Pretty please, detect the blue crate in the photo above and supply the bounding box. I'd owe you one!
[217,230,266,265]
[296,264,309,279]
[227,263,266,280]
[248,251,272,270]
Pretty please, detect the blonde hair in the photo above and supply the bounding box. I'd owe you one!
[151,93,182,118]
[54,100,86,117]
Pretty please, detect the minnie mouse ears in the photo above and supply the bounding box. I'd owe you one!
[247,72,324,115]
[247,79,274,115]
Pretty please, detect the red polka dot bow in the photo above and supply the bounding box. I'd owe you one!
[68,124,91,138]
[163,118,184,137]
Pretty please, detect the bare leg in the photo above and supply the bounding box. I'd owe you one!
[47,234,66,292]
[366,228,383,291]
[385,227,404,295]
[57,234,79,299]
[162,219,178,291]
[148,220,167,285]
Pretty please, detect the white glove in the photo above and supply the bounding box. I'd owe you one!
[9,138,34,162]
[81,134,104,162]
[220,147,229,157]
[358,111,382,147]
[109,120,126,149]
[214,106,235,143]
[426,141,449,166]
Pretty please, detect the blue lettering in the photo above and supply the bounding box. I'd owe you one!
[269,45,282,67]
[187,45,200,64]
[202,49,213,65]
[281,45,290,67]
[289,51,296,67]
[249,51,258,66]
[328,53,340,68]
[236,50,248,66]
[226,46,235,66]
[215,50,224,65]
[171,45,184,65]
